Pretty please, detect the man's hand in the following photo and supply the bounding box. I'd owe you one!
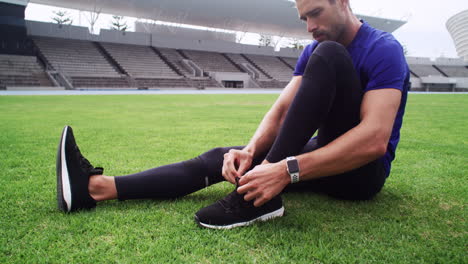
[237,161,290,207]
[222,149,253,184]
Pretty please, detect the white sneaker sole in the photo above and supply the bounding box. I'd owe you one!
[60,126,72,212]
[197,206,285,230]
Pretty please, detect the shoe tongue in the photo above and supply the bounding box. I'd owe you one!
[219,177,253,209]
[88,167,104,177]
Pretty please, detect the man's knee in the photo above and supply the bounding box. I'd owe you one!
[313,41,348,58]
[199,146,243,162]
[304,41,352,77]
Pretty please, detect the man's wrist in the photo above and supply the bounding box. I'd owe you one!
[243,145,256,156]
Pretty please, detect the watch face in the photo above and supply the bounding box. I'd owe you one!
[287,159,299,173]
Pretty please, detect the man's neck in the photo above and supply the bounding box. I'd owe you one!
[339,15,363,47]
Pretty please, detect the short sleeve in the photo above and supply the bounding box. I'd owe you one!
[364,39,408,92]
[293,42,317,76]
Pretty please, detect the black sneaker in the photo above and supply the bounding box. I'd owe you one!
[194,179,284,229]
[56,126,103,212]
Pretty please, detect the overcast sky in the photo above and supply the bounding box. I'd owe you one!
[25,0,468,59]
[351,0,467,59]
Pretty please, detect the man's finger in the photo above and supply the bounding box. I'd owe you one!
[224,167,235,184]
[237,160,251,177]
[253,198,267,207]
[222,157,237,184]
[236,183,250,194]
[238,173,250,185]
[224,154,238,174]
[243,190,258,202]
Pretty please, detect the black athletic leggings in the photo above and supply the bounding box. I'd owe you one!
[115,41,387,201]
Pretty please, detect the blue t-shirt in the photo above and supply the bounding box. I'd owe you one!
[293,22,410,177]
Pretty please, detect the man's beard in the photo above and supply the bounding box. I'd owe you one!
[314,23,346,42]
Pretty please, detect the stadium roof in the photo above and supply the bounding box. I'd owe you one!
[29,0,406,38]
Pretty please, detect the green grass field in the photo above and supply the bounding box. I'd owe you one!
[0,93,466,263]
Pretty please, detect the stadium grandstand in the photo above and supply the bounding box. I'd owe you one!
[1,0,467,92]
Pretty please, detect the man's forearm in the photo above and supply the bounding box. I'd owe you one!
[296,122,388,181]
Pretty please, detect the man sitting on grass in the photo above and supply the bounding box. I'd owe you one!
[56,0,410,229]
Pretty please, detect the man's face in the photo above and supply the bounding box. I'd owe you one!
[295,0,347,43]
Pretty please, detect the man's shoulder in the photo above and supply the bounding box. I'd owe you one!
[361,26,409,92]
[364,24,403,52]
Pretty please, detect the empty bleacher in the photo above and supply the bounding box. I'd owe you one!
[33,37,129,88]
[244,54,293,82]
[409,64,443,77]
[4,32,464,91]
[406,57,444,77]
[0,54,52,87]
[181,50,241,73]
[436,65,468,77]
[157,48,193,76]
[225,53,269,79]
[434,58,468,78]
[280,57,298,69]
[33,37,119,77]
[8,20,463,91]
[101,43,181,79]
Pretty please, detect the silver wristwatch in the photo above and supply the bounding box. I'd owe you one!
[286,156,300,184]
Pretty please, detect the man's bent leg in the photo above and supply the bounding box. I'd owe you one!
[264,41,386,199]
[265,41,363,163]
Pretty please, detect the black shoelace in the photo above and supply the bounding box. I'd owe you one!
[218,177,253,212]
[75,145,103,176]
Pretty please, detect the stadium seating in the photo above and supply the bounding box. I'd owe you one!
[156,48,222,87]
[436,65,468,77]
[433,58,468,78]
[409,64,443,77]
[280,57,298,69]
[225,53,269,79]
[33,37,120,77]
[181,49,241,73]
[406,57,444,77]
[243,54,293,82]
[0,54,52,87]
[33,37,131,88]
[101,42,181,79]
[1,33,464,91]
[157,48,193,77]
